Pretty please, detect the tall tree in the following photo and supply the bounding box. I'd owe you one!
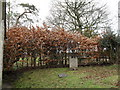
[6,0,39,29]
[6,0,17,29]
[46,0,110,37]
[15,3,39,26]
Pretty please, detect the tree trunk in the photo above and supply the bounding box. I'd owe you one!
[15,11,32,26]
[0,1,5,89]
[7,0,10,29]
[118,45,120,64]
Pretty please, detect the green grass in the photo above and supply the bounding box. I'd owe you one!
[12,65,118,88]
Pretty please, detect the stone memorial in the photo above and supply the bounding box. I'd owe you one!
[69,56,78,70]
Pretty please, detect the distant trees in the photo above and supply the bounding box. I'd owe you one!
[6,0,39,29]
[46,0,110,37]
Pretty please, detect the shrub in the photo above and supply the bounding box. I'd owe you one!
[4,26,100,70]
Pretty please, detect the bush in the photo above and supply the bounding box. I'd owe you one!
[4,26,100,70]
[99,30,120,64]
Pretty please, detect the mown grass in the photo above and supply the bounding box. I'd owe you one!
[12,64,118,88]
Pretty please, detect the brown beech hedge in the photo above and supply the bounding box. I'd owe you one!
[4,26,100,70]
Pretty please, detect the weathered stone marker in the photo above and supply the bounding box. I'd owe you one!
[69,56,78,70]
[58,73,67,78]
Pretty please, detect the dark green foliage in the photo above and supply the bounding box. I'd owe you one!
[18,3,38,14]
[99,30,120,64]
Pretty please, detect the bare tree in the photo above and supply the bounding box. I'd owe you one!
[6,1,39,29]
[6,0,17,29]
[46,0,110,37]
[15,3,39,26]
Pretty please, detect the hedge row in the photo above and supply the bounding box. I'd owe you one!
[4,26,100,70]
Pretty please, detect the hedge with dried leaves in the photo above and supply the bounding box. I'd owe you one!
[4,26,100,69]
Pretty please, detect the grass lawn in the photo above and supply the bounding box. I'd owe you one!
[11,65,118,88]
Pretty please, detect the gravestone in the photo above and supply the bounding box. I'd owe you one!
[69,56,78,69]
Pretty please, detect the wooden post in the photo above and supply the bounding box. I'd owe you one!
[0,0,5,89]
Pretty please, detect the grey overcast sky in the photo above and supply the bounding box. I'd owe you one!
[8,0,119,31]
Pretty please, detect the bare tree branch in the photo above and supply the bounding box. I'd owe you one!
[46,0,110,37]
